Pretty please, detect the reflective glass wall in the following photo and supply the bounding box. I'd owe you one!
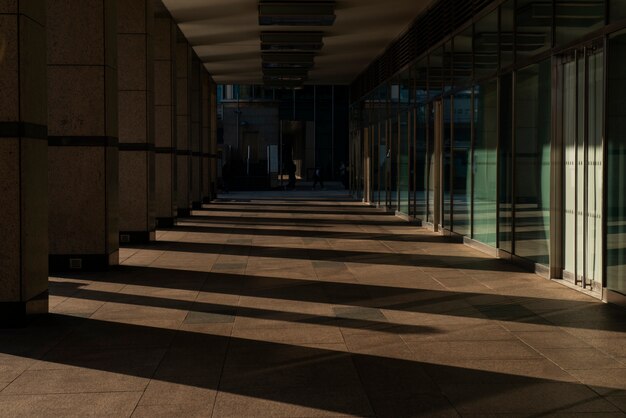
[608,29,626,295]
[348,0,626,300]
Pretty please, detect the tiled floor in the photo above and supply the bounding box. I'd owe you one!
[2,188,626,417]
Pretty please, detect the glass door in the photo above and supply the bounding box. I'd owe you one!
[427,100,444,230]
[399,110,410,215]
[559,41,604,291]
[387,117,398,210]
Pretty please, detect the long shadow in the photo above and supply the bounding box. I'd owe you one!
[196,206,394,217]
[52,266,626,331]
[184,214,407,227]
[211,201,366,209]
[0,314,619,416]
[215,197,355,204]
[49,280,438,335]
[135,239,518,271]
[167,223,444,243]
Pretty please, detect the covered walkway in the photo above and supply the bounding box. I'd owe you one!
[2,189,626,417]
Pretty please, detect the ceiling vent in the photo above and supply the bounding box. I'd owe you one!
[258,1,336,26]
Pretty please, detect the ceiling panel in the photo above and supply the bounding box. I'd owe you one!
[162,0,435,85]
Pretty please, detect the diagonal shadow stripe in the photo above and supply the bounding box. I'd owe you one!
[130,239,521,271]
[51,266,626,332]
[49,281,439,335]
[0,315,620,416]
[168,223,445,243]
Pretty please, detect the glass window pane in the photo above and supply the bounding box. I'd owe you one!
[399,71,411,215]
[373,123,381,205]
[588,47,604,286]
[378,122,388,205]
[427,103,436,223]
[499,74,514,253]
[443,96,452,228]
[474,8,499,79]
[607,30,626,295]
[444,40,454,92]
[416,105,428,221]
[556,0,604,46]
[429,47,444,99]
[389,116,398,208]
[473,80,498,246]
[516,0,552,60]
[514,59,552,265]
[610,0,626,23]
[453,27,473,87]
[501,0,515,68]
[452,90,472,236]
[239,85,252,100]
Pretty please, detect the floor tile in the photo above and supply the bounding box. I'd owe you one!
[2,190,624,417]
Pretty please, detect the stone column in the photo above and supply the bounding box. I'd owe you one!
[117,0,156,244]
[201,70,211,203]
[175,33,192,217]
[0,2,48,321]
[154,1,177,227]
[47,0,119,271]
[210,80,218,198]
[190,55,202,209]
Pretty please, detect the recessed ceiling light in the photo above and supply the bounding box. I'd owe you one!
[258,1,336,26]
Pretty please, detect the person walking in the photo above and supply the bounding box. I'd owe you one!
[312,166,324,190]
[287,160,296,190]
[339,161,348,189]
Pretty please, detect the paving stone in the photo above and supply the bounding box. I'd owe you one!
[1,191,623,416]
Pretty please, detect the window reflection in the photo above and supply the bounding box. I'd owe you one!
[452,91,472,236]
[556,0,604,45]
[474,81,498,246]
[514,60,552,265]
[516,0,552,59]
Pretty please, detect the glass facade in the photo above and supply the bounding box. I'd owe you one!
[474,80,498,247]
[349,0,626,301]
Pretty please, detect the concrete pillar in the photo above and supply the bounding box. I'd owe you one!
[190,55,202,209]
[175,33,192,217]
[153,1,177,227]
[0,2,48,321]
[201,70,211,203]
[209,80,218,198]
[47,0,119,271]
[117,0,156,244]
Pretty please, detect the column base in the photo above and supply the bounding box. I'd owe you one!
[156,217,176,228]
[202,196,212,204]
[192,201,203,210]
[119,231,156,245]
[49,251,119,273]
[177,208,191,217]
[0,290,49,327]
